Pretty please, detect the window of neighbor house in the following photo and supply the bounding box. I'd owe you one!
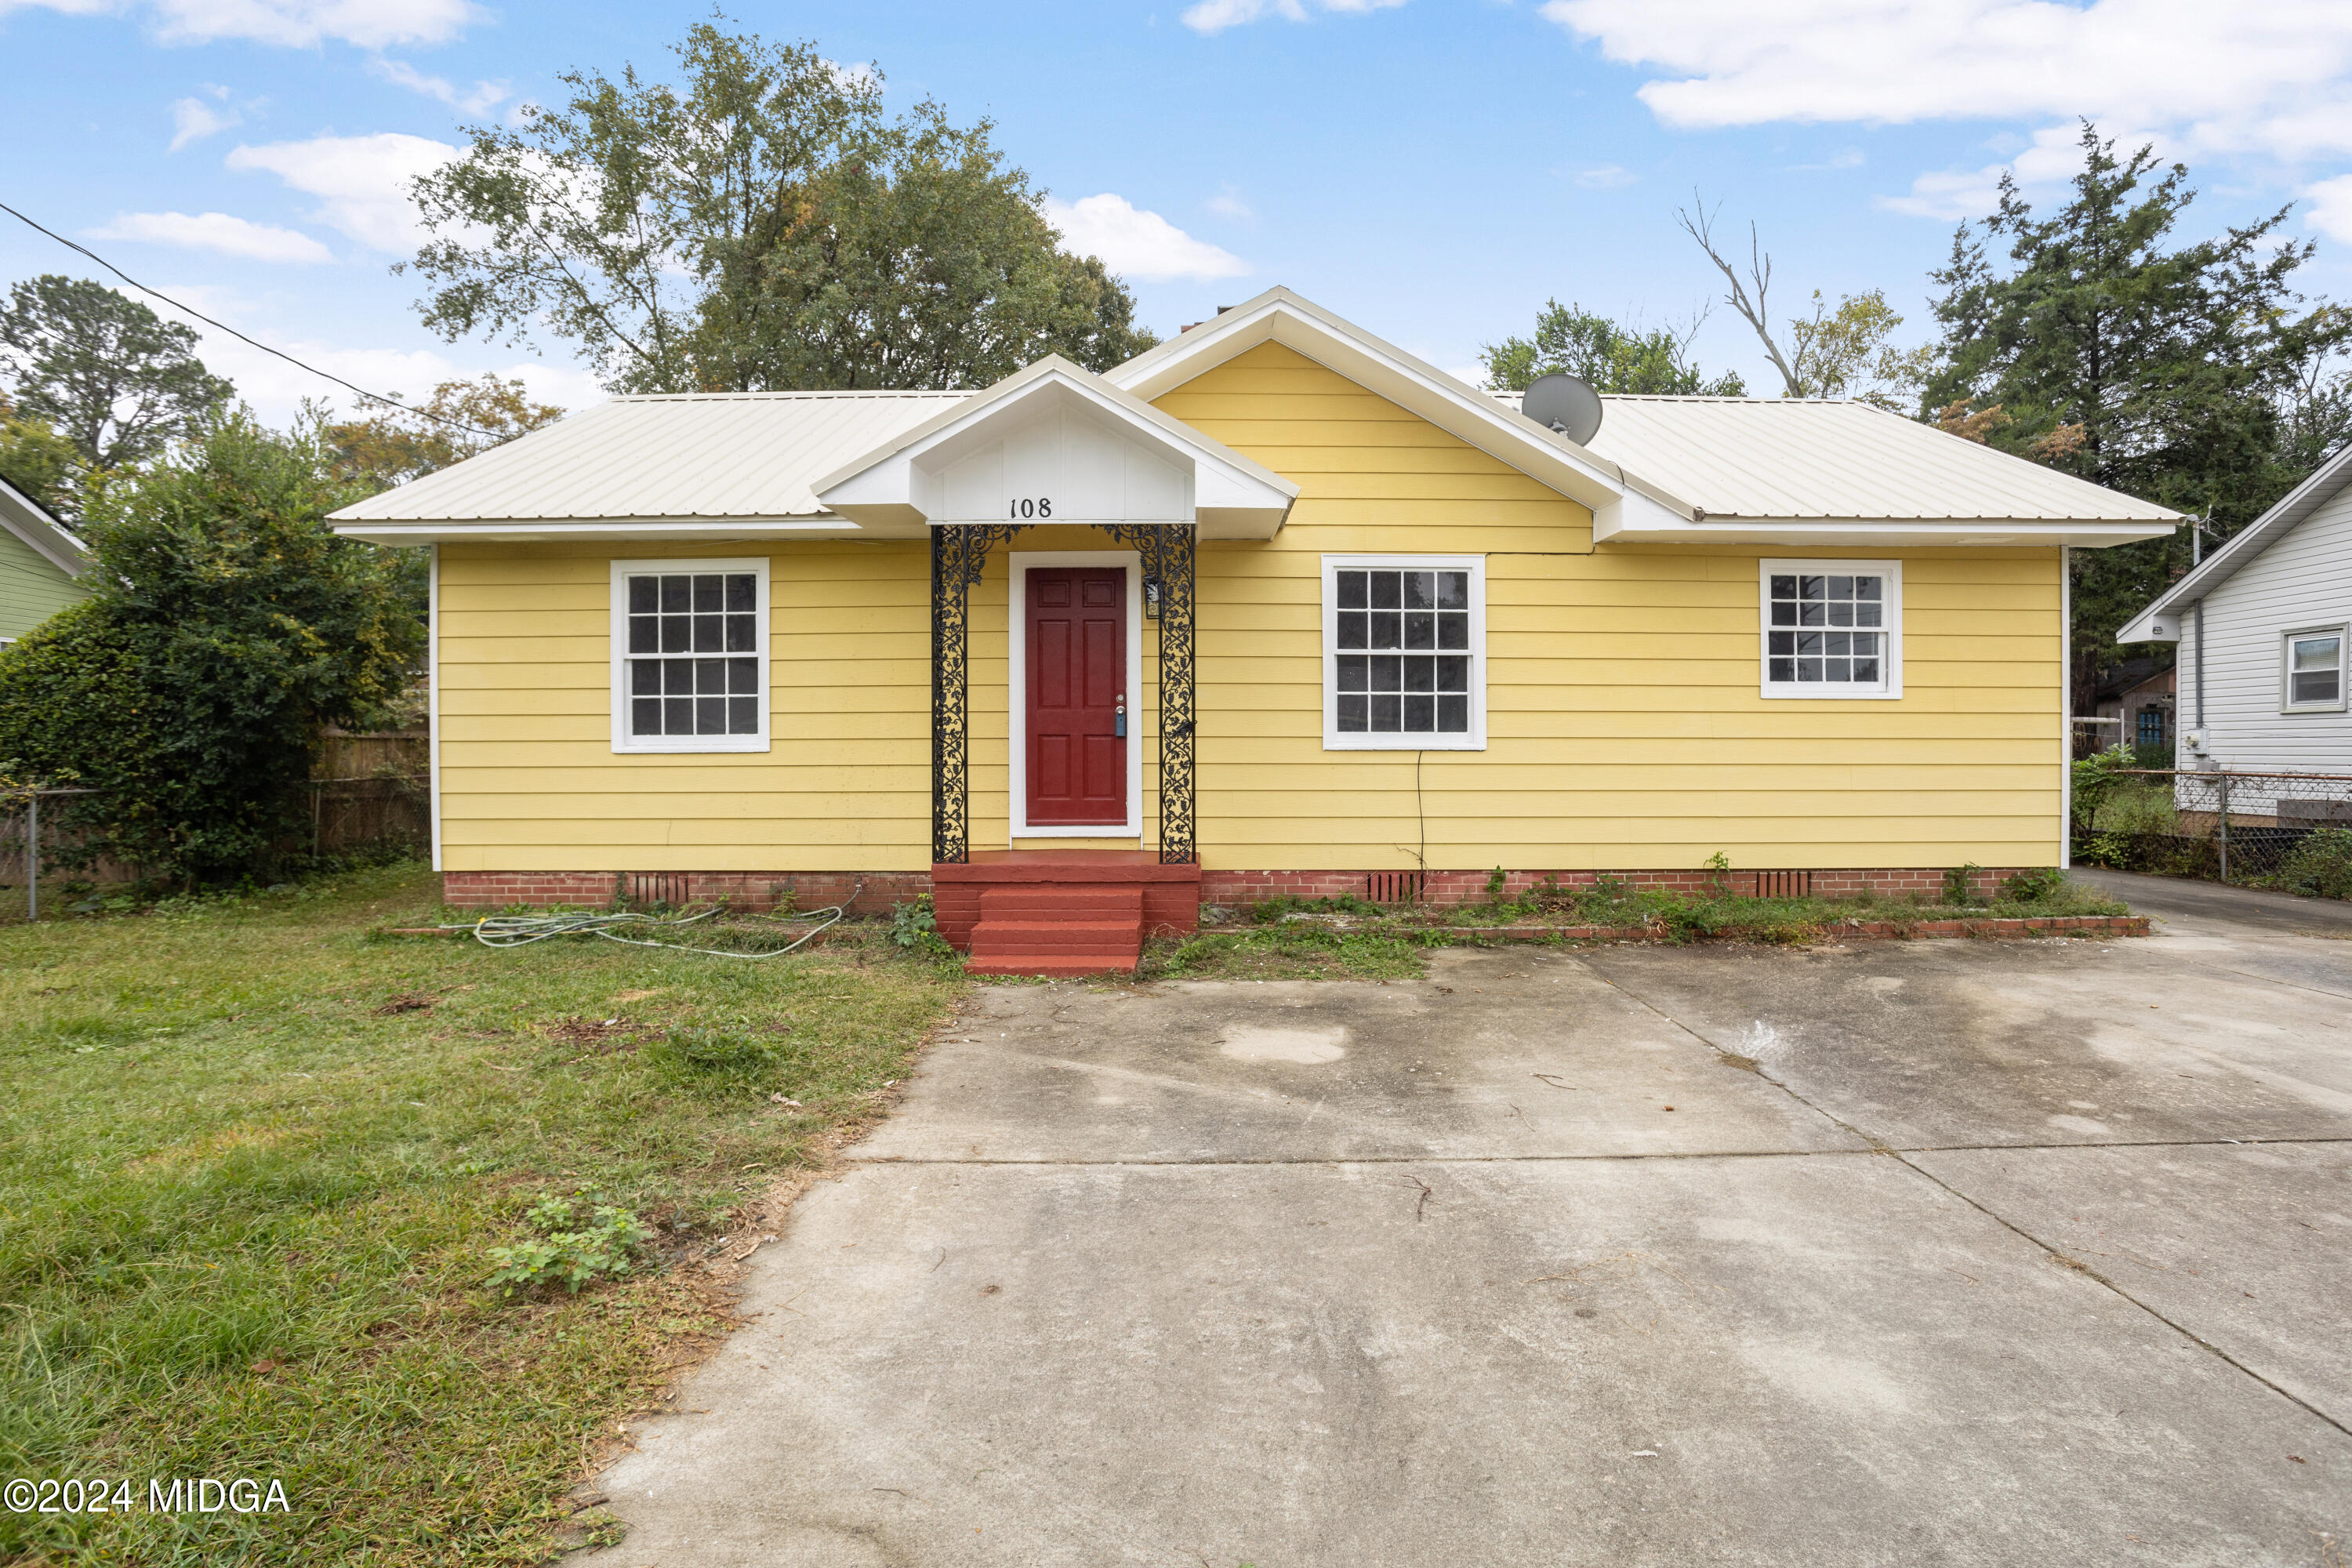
[1759,561,1903,699]
[2283,627,2347,713]
[2136,706,2168,747]
[1323,555,1486,750]
[610,559,770,753]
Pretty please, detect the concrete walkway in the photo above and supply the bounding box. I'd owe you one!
[582,893,2352,1566]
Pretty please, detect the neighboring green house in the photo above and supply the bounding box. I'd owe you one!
[0,473,90,644]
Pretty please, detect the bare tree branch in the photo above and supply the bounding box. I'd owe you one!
[1676,194,1802,397]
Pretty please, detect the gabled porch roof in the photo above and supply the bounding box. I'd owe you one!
[812,354,1298,540]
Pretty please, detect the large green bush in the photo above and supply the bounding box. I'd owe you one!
[0,415,419,885]
[2268,828,2352,901]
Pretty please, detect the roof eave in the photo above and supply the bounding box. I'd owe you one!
[2124,441,2352,626]
[1594,513,2176,548]
[0,474,90,576]
[331,515,884,546]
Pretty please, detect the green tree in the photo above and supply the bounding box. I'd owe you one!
[0,415,422,886]
[405,20,1155,392]
[0,274,233,473]
[0,391,81,519]
[325,373,566,490]
[1922,122,2352,704]
[1481,300,1745,395]
[1782,289,1936,408]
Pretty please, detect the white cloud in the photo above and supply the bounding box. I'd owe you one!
[1044,194,1250,282]
[168,88,238,151]
[90,210,333,263]
[1541,1,2352,162]
[1206,184,1254,221]
[2307,175,2352,245]
[1573,165,1635,189]
[226,132,459,253]
[368,58,509,118]
[5,0,481,46]
[1181,0,1406,37]
[1876,121,2166,219]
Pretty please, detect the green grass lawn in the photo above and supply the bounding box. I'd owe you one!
[0,864,961,1566]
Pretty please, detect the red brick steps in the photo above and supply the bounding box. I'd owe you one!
[935,851,1202,978]
[964,887,1144,976]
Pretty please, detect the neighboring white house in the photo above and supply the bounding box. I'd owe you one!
[2120,442,2352,811]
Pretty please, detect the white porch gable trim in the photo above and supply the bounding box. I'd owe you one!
[814,354,1298,539]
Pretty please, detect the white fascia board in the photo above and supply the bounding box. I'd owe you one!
[1594,514,2176,549]
[0,474,89,576]
[1103,286,1668,521]
[332,517,876,546]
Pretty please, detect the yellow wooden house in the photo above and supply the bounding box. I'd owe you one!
[332,289,2176,971]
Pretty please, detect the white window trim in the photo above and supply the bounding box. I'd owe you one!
[1759,558,1904,702]
[608,557,772,754]
[1321,554,1487,751]
[2280,623,2350,715]
[1007,551,1144,837]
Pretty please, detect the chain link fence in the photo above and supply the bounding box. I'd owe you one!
[0,787,114,922]
[2,775,428,922]
[2074,768,2352,894]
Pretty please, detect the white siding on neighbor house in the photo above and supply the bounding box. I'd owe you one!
[2180,477,2352,786]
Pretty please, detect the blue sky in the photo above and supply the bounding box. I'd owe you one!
[4,0,2350,426]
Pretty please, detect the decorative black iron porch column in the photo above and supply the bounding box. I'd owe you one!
[931,522,1023,863]
[1107,523,1197,864]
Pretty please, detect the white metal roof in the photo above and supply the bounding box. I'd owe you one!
[331,390,964,526]
[1491,390,2180,527]
[327,290,2181,551]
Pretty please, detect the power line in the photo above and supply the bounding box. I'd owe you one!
[0,199,499,438]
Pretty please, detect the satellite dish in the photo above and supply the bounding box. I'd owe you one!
[1522,373,1602,446]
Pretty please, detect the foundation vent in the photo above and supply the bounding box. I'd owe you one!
[620,872,693,909]
[1752,870,1813,899]
[1365,872,1422,905]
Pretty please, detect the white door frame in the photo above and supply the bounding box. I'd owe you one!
[1007,550,1143,838]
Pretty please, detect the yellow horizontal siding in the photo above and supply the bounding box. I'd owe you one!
[434,338,2063,875]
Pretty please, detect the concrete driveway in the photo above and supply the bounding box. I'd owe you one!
[583,879,2352,1566]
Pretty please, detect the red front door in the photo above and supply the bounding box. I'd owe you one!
[1025,566,1127,827]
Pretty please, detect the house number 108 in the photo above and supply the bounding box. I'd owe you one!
[1008,497,1053,519]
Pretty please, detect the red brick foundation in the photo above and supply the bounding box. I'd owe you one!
[1197,866,2030,908]
[444,863,2041,919]
[440,870,928,917]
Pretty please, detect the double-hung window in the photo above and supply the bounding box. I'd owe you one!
[2282,626,2347,713]
[1759,560,1902,699]
[1323,554,1486,749]
[610,558,770,753]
